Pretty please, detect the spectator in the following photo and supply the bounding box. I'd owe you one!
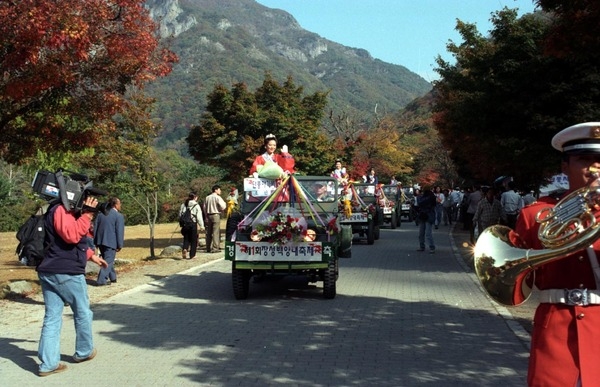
[465,185,483,244]
[204,185,227,253]
[522,190,536,206]
[473,187,504,241]
[36,196,108,376]
[433,186,445,229]
[94,197,125,285]
[411,188,421,226]
[179,192,205,259]
[442,188,453,225]
[416,188,436,253]
[449,187,464,222]
[500,181,523,229]
[460,186,472,227]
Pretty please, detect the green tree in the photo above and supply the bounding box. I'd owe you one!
[433,5,600,189]
[433,9,568,188]
[187,74,334,181]
[89,93,164,258]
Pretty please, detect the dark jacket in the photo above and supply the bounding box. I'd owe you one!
[94,207,125,250]
[417,191,436,224]
[37,204,89,275]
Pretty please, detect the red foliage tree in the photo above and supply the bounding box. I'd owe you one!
[0,0,177,163]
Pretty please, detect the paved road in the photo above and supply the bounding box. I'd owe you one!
[1,224,530,386]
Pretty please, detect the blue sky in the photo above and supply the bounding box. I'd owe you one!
[255,0,538,82]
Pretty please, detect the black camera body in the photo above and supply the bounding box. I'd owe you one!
[32,169,107,212]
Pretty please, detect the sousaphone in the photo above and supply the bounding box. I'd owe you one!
[474,184,600,306]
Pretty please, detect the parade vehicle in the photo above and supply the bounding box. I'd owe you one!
[339,182,383,244]
[225,175,351,300]
[380,185,399,229]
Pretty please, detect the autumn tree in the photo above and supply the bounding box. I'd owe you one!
[187,74,335,181]
[0,0,177,164]
[391,95,459,188]
[348,119,414,181]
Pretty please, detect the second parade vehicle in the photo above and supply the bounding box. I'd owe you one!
[338,182,383,245]
[225,175,352,300]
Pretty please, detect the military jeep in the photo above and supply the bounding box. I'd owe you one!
[225,175,351,300]
[339,183,383,244]
[380,184,400,229]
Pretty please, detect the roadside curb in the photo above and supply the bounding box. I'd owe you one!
[449,223,531,351]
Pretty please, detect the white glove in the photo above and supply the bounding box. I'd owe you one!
[281,145,288,153]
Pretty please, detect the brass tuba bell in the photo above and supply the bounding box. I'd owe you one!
[474,185,600,306]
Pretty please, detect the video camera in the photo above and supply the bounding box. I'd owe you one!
[32,169,107,213]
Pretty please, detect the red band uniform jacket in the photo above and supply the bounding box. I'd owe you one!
[516,195,600,387]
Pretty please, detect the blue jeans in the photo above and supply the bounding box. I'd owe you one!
[418,221,435,250]
[38,272,94,372]
[435,204,443,226]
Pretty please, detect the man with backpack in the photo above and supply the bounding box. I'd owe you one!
[36,196,108,376]
[179,192,205,259]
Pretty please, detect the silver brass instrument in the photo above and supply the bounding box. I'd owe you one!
[474,185,600,306]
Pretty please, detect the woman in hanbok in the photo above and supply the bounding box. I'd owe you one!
[249,133,295,176]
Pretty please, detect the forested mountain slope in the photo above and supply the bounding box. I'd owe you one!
[145,0,432,151]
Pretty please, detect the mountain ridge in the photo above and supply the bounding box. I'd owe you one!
[145,0,432,151]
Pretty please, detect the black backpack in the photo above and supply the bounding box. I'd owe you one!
[15,212,47,267]
[179,204,197,229]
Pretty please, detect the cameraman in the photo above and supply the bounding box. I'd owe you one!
[36,196,108,377]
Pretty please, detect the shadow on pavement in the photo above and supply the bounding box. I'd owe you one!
[92,268,527,386]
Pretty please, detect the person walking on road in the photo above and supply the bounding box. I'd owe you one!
[416,187,436,253]
[204,185,227,253]
[515,122,600,386]
[94,197,125,285]
[36,196,108,377]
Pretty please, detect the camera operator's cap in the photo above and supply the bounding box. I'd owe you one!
[552,122,600,154]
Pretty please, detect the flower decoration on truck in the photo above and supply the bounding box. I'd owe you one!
[326,215,340,235]
[250,211,308,246]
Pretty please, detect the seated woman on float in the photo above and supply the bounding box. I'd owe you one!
[249,133,295,178]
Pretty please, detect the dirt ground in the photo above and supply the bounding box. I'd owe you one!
[0,221,226,302]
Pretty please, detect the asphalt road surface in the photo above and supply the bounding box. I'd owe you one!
[1,224,530,386]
